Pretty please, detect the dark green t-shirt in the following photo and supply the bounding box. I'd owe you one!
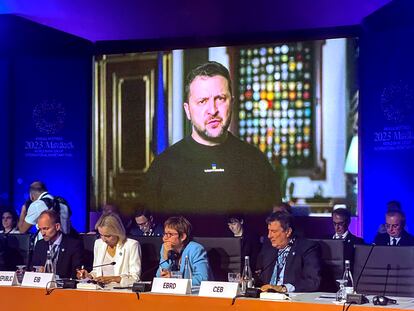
[143,133,280,214]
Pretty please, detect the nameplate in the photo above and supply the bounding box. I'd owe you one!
[21,272,55,288]
[199,281,239,298]
[151,277,191,295]
[0,271,18,286]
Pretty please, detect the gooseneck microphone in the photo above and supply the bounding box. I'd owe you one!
[354,243,376,292]
[255,239,294,281]
[373,264,397,305]
[168,250,180,271]
[26,228,41,271]
[139,250,179,279]
[346,243,376,304]
[383,264,391,296]
[92,261,116,269]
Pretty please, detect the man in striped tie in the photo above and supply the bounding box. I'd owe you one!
[32,210,83,278]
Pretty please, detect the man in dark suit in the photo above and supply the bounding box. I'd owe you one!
[331,207,364,261]
[32,210,83,278]
[256,211,321,293]
[0,234,6,270]
[374,210,414,246]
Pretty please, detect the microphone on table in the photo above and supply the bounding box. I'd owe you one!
[92,261,116,269]
[255,239,294,282]
[346,243,376,304]
[168,250,180,271]
[115,250,180,294]
[373,264,397,305]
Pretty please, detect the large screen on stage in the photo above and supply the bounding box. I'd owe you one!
[94,37,359,217]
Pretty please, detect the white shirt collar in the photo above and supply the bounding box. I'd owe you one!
[389,236,401,245]
[333,230,349,239]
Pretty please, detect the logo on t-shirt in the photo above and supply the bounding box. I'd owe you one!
[204,163,225,173]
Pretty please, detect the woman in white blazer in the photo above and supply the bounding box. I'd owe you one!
[78,213,141,286]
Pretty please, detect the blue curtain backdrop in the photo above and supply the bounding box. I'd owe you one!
[360,0,414,242]
[0,15,92,231]
[0,58,11,208]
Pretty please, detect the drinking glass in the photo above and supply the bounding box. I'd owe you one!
[336,279,347,302]
[16,265,26,284]
[227,272,241,283]
[171,270,183,279]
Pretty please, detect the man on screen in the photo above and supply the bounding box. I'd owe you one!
[143,61,280,214]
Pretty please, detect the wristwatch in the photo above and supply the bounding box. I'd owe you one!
[280,285,287,293]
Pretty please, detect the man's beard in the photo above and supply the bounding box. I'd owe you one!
[192,117,231,144]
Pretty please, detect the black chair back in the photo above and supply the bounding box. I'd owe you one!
[0,233,31,270]
[311,239,345,292]
[193,237,241,281]
[80,233,98,271]
[131,236,163,281]
[354,245,414,297]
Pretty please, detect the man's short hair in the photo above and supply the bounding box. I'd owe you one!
[39,209,61,225]
[29,181,47,193]
[226,214,244,224]
[184,61,233,102]
[266,211,294,233]
[134,208,153,220]
[386,210,406,227]
[386,200,402,213]
[332,208,351,225]
[272,202,293,215]
[164,216,192,244]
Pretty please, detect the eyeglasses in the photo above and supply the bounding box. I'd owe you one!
[385,223,401,230]
[163,232,179,238]
[137,220,149,227]
[333,221,346,227]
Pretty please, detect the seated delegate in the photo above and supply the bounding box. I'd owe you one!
[157,216,211,286]
[256,211,321,293]
[77,213,142,286]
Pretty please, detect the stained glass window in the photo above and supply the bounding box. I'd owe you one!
[236,42,317,169]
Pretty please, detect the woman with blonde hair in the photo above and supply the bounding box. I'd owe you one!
[78,213,141,285]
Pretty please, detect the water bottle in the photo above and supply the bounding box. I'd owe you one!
[343,260,354,294]
[183,255,192,287]
[44,250,55,274]
[241,256,254,294]
[183,256,192,280]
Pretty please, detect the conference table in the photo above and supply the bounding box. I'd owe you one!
[1,286,413,311]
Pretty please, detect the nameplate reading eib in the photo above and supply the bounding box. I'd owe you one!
[199,281,239,298]
[21,272,55,288]
[151,277,191,294]
[0,271,18,286]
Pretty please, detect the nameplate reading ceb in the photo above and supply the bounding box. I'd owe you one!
[21,272,55,288]
[0,271,18,286]
[199,281,239,298]
[151,277,191,294]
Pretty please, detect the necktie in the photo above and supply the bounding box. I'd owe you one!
[50,244,59,263]
[392,238,397,246]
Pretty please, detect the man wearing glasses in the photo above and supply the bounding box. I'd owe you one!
[156,216,211,286]
[331,207,364,262]
[374,210,414,246]
[128,209,163,237]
